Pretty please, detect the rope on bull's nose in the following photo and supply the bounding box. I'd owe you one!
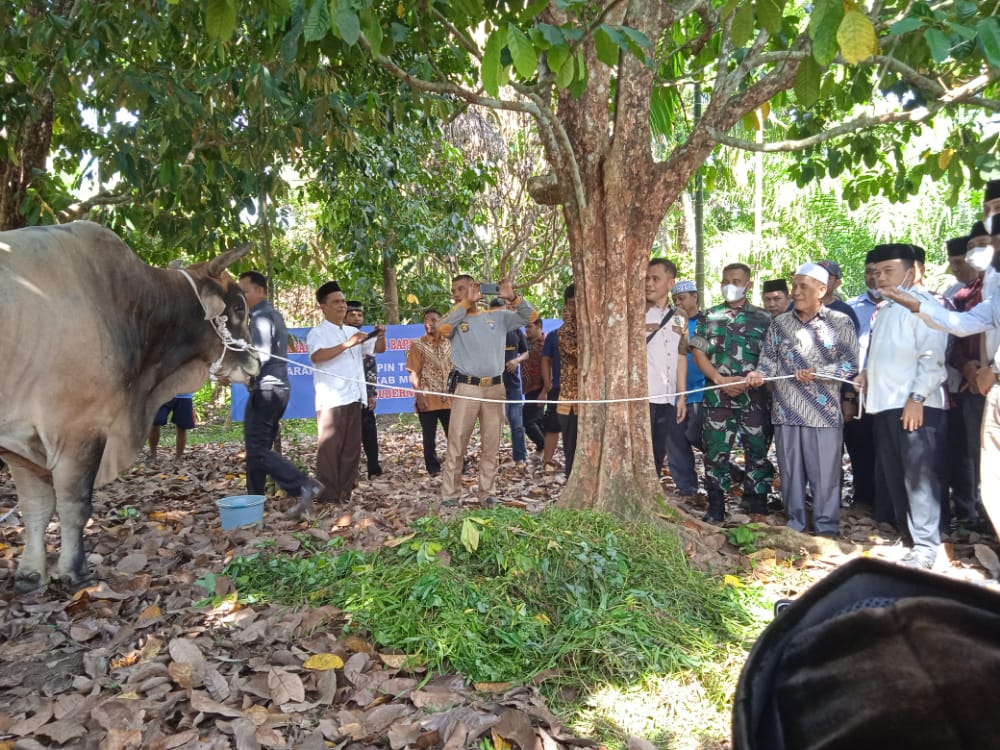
[176,269,252,375]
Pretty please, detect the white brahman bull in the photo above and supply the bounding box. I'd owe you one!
[0,221,260,592]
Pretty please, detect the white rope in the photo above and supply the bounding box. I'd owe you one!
[260,348,863,408]
[177,269,252,376]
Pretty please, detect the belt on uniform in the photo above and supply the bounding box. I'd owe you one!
[455,373,503,387]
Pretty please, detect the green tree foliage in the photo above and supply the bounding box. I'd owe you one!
[302,121,488,321]
[227,0,996,512]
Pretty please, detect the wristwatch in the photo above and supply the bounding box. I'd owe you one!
[908,392,926,404]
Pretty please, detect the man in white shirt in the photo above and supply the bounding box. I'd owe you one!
[307,281,378,505]
[855,244,948,569]
[645,258,693,496]
[881,206,1000,540]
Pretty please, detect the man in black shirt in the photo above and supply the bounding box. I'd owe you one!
[237,272,323,517]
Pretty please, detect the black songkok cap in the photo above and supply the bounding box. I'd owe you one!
[315,280,342,303]
[986,180,1000,202]
[489,296,506,308]
[946,236,970,257]
[346,300,363,311]
[866,243,916,264]
[762,279,789,294]
[970,221,989,240]
[911,245,926,264]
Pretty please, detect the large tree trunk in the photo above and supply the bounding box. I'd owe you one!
[549,0,682,515]
[382,252,400,324]
[0,100,54,230]
[560,199,663,514]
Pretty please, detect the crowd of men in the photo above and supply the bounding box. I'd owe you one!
[179,179,1000,571]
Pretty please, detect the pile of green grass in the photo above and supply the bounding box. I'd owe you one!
[223,509,766,710]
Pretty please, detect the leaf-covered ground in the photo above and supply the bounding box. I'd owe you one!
[0,421,997,749]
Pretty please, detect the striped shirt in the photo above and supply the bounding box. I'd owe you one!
[756,307,859,427]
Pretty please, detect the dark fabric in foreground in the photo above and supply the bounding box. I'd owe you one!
[733,557,1000,750]
[776,598,1000,749]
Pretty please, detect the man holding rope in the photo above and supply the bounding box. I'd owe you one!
[746,263,858,537]
[690,263,773,524]
[236,271,325,519]
[308,281,383,508]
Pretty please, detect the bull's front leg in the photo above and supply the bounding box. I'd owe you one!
[8,463,57,593]
[51,439,104,590]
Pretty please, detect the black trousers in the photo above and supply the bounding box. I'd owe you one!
[873,407,945,555]
[244,387,306,496]
[843,412,876,508]
[523,388,546,451]
[945,391,985,523]
[418,409,450,474]
[361,406,381,474]
[558,411,578,477]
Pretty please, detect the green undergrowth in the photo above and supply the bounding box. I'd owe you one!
[222,508,769,741]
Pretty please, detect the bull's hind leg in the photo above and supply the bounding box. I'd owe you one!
[51,439,105,591]
[7,463,57,593]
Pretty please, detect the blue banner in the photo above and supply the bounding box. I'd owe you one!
[231,324,426,421]
[230,320,562,422]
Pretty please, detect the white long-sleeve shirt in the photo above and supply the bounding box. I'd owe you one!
[917,292,1000,372]
[306,321,375,410]
[865,288,948,413]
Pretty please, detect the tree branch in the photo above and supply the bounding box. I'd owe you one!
[870,56,1000,112]
[363,39,587,213]
[428,7,482,60]
[707,64,1000,154]
[60,189,132,221]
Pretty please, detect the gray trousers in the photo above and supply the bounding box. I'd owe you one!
[774,424,843,534]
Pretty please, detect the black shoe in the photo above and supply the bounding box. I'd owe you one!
[368,467,384,477]
[703,490,725,524]
[702,509,725,524]
[286,477,324,520]
[745,493,768,515]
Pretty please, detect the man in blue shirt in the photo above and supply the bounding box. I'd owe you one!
[540,316,563,473]
[668,279,704,500]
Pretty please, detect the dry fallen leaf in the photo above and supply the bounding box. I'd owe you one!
[267,667,305,705]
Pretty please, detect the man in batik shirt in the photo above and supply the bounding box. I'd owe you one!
[747,263,858,537]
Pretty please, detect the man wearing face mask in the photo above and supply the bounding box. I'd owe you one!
[942,234,985,530]
[967,222,1000,400]
[881,220,1000,543]
[843,257,882,512]
[984,179,1000,236]
[690,263,774,523]
[854,244,948,569]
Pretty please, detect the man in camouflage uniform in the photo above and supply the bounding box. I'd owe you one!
[690,263,774,523]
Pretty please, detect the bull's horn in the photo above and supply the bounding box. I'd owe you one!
[207,242,253,277]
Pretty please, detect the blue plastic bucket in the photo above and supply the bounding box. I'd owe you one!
[216,494,266,530]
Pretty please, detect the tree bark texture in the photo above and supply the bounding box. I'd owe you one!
[382,253,401,324]
[548,0,795,516]
[552,0,670,515]
[0,100,54,231]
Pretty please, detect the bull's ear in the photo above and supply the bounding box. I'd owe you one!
[198,288,227,320]
[206,242,252,278]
